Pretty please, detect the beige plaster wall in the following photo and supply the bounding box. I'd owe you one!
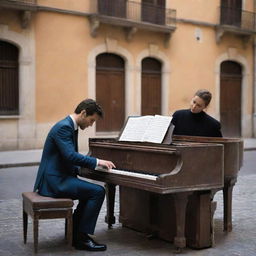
[34,7,254,139]
[172,0,219,23]
[0,9,36,150]
[37,0,90,12]
[35,12,90,122]
[34,12,168,123]
[0,119,18,149]
[168,23,253,116]
[1,0,255,150]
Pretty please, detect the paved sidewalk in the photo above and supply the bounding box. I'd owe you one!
[243,137,256,151]
[0,149,42,168]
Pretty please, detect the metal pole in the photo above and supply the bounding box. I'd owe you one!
[253,0,256,137]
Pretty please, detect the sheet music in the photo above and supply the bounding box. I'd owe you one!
[119,115,172,143]
[119,116,154,142]
[143,115,172,143]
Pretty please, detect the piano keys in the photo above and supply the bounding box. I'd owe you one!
[80,138,224,251]
[95,166,158,181]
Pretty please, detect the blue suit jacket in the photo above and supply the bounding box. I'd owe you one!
[33,116,97,197]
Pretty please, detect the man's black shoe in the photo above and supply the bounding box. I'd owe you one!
[74,236,107,251]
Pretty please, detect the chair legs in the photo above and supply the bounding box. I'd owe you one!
[22,211,73,252]
[65,218,67,241]
[23,208,39,253]
[23,211,28,244]
[64,212,73,246]
[66,216,73,247]
[33,219,39,253]
[22,192,73,253]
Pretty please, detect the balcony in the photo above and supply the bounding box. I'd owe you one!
[0,0,37,28]
[0,0,37,11]
[89,0,176,46]
[216,6,256,43]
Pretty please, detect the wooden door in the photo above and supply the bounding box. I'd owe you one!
[141,0,165,25]
[221,0,242,26]
[220,61,242,137]
[96,53,125,132]
[141,57,162,115]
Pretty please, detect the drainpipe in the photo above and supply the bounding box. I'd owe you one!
[253,0,256,137]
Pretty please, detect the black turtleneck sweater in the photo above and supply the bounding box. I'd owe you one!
[171,109,222,137]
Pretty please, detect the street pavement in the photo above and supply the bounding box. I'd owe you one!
[0,138,255,255]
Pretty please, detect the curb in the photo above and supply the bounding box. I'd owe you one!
[244,147,256,151]
[0,162,40,169]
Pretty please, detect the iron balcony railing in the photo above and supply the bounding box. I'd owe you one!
[90,0,176,27]
[220,6,256,31]
[0,0,37,10]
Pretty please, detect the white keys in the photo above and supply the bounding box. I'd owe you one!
[95,166,157,181]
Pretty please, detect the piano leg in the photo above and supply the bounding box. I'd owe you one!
[104,183,116,228]
[211,200,217,246]
[148,193,159,239]
[173,192,192,252]
[185,191,213,249]
[223,178,237,232]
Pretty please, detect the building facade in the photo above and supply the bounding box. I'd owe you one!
[0,0,255,151]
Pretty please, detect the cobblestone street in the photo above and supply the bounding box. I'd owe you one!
[0,162,256,256]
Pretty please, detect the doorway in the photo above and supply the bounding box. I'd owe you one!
[220,61,242,137]
[96,53,125,132]
[141,57,162,115]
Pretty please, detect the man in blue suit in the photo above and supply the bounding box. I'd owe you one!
[34,99,115,251]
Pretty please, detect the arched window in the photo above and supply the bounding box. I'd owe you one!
[0,41,19,115]
[141,57,162,115]
[96,53,125,132]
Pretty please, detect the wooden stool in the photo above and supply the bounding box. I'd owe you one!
[22,192,73,253]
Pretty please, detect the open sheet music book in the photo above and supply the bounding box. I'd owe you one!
[119,115,173,144]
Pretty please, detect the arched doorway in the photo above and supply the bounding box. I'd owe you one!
[141,57,162,115]
[96,53,125,132]
[0,40,19,115]
[220,61,242,137]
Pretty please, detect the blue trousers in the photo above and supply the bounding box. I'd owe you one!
[40,175,105,235]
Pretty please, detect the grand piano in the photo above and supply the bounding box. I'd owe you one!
[114,135,243,249]
[80,138,225,250]
[172,135,243,232]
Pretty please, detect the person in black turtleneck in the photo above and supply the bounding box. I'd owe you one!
[171,89,222,137]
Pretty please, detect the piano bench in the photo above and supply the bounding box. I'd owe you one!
[22,192,73,253]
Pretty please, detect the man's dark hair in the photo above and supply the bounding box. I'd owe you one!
[74,99,103,118]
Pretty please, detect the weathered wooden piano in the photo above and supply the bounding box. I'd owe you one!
[114,135,243,249]
[80,137,231,250]
[172,135,244,233]
[80,134,243,250]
